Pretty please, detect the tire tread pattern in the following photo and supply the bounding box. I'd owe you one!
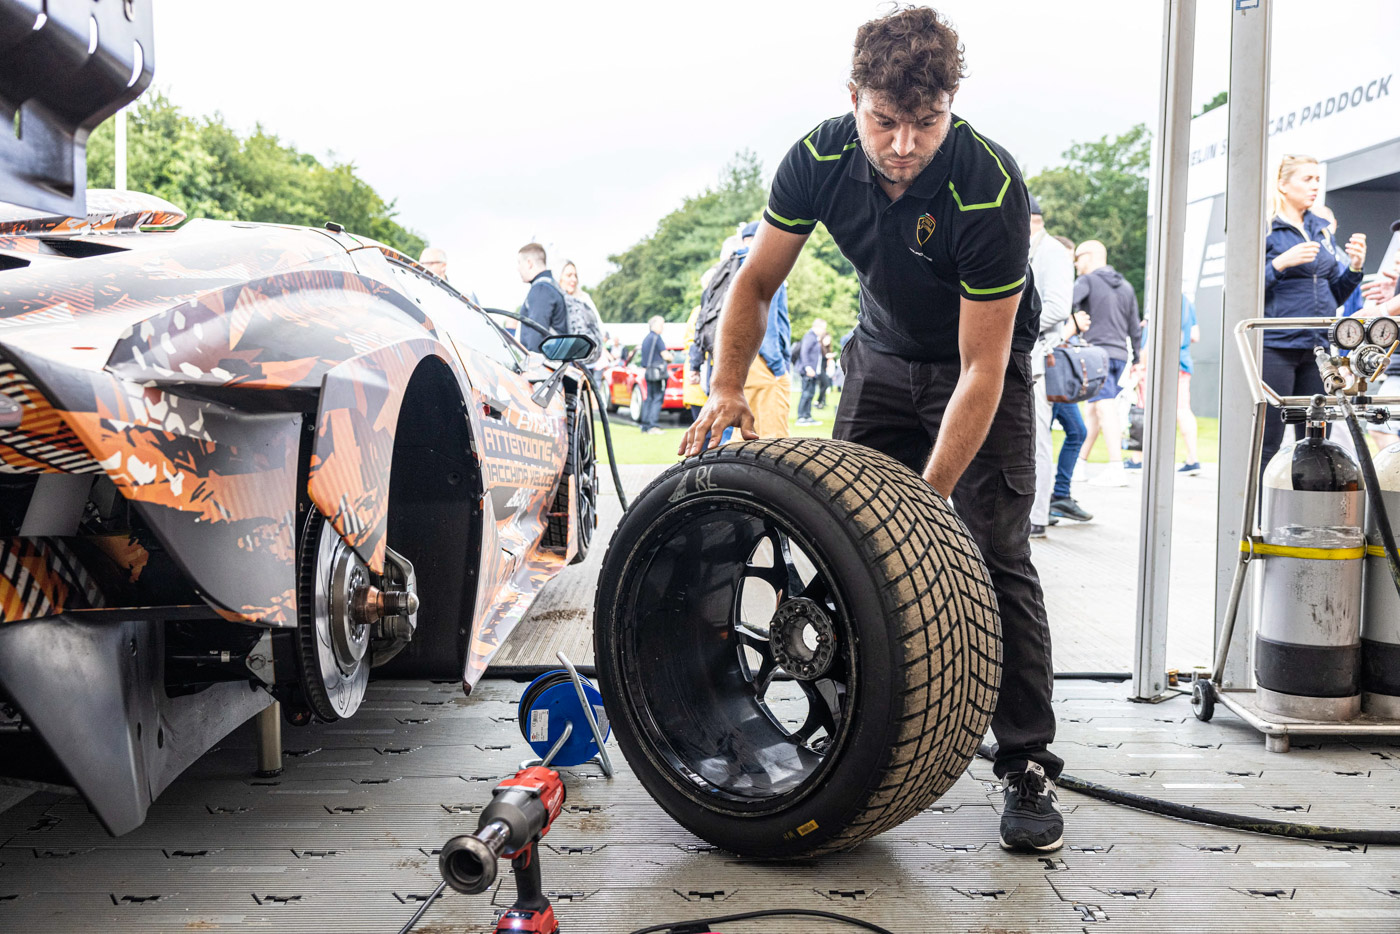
[610,438,1001,855]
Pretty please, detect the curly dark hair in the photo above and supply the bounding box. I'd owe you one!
[850,6,966,114]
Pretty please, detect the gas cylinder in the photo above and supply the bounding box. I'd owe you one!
[1362,441,1400,718]
[1254,421,1364,720]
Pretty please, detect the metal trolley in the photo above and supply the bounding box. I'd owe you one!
[1194,316,1400,752]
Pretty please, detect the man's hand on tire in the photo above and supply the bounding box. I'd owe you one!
[679,389,759,456]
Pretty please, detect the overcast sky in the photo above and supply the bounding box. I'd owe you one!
[151,0,1236,309]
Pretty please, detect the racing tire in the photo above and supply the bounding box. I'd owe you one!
[594,438,1001,857]
[544,387,598,563]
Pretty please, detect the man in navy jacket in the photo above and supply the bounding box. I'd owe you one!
[516,242,568,354]
[795,319,827,425]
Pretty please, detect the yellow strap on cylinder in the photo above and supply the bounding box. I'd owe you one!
[1239,540,1365,560]
[1366,545,1398,558]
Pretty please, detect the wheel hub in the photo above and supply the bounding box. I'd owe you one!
[328,555,371,672]
[769,597,836,680]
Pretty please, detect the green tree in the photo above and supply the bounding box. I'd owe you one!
[1027,124,1151,307]
[591,150,863,336]
[1197,90,1227,117]
[593,151,767,323]
[787,224,858,338]
[86,94,424,257]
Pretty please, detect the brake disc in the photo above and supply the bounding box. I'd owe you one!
[296,512,371,721]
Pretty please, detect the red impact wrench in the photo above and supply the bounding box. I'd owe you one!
[435,723,572,933]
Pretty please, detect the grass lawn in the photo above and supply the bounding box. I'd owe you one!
[596,387,1222,467]
[597,388,844,465]
[1071,414,1219,465]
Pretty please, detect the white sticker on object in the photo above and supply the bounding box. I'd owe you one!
[530,709,551,743]
[593,705,610,737]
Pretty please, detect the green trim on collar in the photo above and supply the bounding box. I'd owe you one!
[947,120,1011,212]
[803,130,859,162]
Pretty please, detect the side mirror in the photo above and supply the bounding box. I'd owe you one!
[540,334,596,363]
[530,334,596,408]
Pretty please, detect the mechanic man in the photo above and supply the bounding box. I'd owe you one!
[516,242,567,353]
[680,6,1064,852]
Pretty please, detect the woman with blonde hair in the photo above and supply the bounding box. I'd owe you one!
[1260,154,1366,467]
[557,260,608,400]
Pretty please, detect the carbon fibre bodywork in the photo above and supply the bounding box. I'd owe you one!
[0,192,587,831]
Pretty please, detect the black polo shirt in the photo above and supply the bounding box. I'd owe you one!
[765,112,1038,362]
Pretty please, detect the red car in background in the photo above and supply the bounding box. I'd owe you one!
[607,345,688,423]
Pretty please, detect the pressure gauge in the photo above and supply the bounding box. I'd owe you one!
[1367,316,1400,349]
[1330,317,1366,350]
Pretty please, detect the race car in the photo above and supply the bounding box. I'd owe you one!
[607,347,687,422]
[0,191,599,834]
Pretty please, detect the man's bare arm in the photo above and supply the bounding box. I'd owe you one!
[680,223,809,455]
[923,293,1021,498]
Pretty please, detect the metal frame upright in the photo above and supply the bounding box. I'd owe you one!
[1133,0,1198,702]
[1134,0,1271,697]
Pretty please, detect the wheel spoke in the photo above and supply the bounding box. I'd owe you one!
[791,678,842,745]
[747,524,804,598]
[798,574,832,608]
[735,629,779,695]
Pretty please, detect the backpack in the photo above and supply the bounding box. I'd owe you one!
[542,278,604,366]
[1043,336,1111,404]
[694,252,744,360]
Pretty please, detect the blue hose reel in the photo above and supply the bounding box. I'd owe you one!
[516,660,613,771]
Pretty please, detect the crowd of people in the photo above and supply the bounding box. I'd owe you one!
[407,235,840,438]
[406,155,1399,479]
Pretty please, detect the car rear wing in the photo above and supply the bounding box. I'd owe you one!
[0,0,155,214]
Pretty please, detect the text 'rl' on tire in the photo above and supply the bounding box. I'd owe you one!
[594,438,1002,858]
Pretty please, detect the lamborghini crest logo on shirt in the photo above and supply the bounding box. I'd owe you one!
[916,213,936,246]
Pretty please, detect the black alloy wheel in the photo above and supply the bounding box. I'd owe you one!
[570,386,598,563]
[544,385,598,563]
[595,438,1002,858]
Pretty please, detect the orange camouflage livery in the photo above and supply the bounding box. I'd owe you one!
[0,191,585,691]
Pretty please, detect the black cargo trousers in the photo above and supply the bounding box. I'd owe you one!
[834,331,1063,781]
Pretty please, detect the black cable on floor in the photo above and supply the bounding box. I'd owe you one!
[975,742,1400,845]
[394,880,446,934]
[626,907,896,934]
[1052,671,1130,681]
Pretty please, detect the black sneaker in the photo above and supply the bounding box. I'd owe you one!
[1049,496,1093,522]
[1029,524,1047,538]
[999,762,1064,852]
